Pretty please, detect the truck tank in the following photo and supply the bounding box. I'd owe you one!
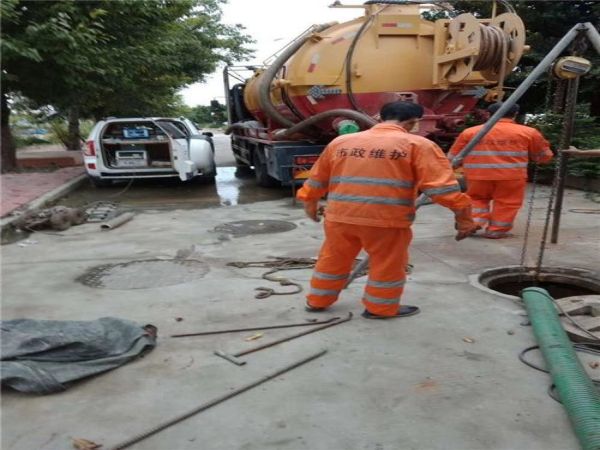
[224,0,526,186]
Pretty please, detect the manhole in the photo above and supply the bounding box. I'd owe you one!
[214,220,297,236]
[77,259,209,290]
[472,266,600,300]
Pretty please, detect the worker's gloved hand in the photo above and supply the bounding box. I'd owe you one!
[304,200,323,222]
[453,207,481,241]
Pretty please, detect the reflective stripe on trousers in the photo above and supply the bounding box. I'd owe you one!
[307,221,412,316]
[466,179,526,233]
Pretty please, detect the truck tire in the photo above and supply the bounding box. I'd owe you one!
[234,155,253,177]
[253,151,279,188]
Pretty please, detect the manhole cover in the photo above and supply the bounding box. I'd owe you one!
[555,295,600,343]
[77,259,209,289]
[214,220,297,236]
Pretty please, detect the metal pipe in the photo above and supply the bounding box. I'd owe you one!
[584,22,600,55]
[235,312,351,358]
[549,152,569,245]
[344,23,585,289]
[450,23,585,167]
[171,316,341,338]
[108,349,327,450]
[258,23,335,128]
[100,212,134,230]
[551,75,580,244]
[223,66,232,125]
[273,109,377,140]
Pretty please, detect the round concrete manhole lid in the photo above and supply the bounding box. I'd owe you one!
[214,220,297,236]
[77,259,209,290]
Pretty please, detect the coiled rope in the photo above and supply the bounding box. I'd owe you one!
[474,24,510,90]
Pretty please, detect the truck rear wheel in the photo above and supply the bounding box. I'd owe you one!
[234,155,253,178]
[253,151,279,188]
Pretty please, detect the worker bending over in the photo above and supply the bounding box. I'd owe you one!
[449,102,553,239]
[297,101,478,319]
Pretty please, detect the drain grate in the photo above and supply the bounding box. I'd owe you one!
[78,259,209,290]
[86,202,118,223]
[214,220,297,236]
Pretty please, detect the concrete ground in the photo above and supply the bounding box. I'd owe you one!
[2,174,599,449]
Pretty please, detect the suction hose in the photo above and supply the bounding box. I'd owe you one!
[257,22,336,128]
[521,287,600,450]
[273,109,377,140]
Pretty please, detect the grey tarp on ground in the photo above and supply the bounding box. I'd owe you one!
[1,317,157,394]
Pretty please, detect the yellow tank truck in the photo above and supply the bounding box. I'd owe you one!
[224,0,526,187]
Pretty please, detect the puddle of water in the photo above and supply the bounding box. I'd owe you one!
[58,166,289,211]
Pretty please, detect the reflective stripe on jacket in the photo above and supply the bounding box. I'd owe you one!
[448,118,553,180]
[297,123,471,228]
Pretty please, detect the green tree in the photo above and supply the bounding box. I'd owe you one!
[1,0,105,169]
[188,101,227,127]
[1,0,252,172]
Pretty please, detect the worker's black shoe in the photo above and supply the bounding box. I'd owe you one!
[361,305,420,319]
[305,302,329,312]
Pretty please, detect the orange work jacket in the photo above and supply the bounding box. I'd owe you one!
[297,123,471,228]
[448,118,553,180]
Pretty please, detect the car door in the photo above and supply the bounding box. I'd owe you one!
[154,120,197,181]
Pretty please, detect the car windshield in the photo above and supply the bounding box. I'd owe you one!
[155,120,187,139]
[183,119,200,135]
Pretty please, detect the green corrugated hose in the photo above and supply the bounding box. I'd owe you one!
[521,287,600,450]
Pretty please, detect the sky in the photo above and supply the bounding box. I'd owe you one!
[179,0,360,106]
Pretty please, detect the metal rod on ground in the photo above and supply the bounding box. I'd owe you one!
[550,75,580,244]
[215,312,352,366]
[345,23,585,289]
[108,349,327,450]
[170,316,341,338]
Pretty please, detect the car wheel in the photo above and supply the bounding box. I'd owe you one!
[203,166,217,183]
[253,151,279,188]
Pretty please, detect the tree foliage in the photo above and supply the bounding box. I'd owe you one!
[188,101,228,128]
[0,0,253,170]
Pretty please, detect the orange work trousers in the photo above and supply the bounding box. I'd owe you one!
[307,221,412,316]
[467,179,527,235]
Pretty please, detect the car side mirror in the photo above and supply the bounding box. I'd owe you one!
[202,131,214,138]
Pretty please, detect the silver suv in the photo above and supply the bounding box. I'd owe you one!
[83,117,216,185]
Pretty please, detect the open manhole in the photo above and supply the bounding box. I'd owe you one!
[214,220,297,236]
[77,259,209,290]
[473,266,600,300]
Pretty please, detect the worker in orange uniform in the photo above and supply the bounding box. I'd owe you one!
[297,101,479,319]
[449,102,553,239]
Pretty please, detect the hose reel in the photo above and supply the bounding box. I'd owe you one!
[439,12,525,84]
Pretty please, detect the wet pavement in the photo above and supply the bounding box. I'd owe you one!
[58,167,289,211]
